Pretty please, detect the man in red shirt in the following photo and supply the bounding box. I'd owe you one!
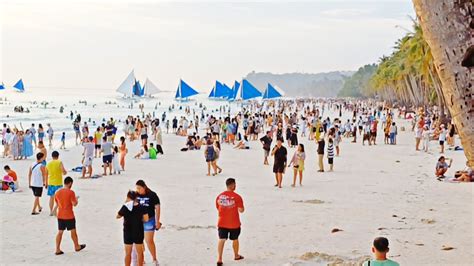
[54,176,86,255]
[215,178,244,266]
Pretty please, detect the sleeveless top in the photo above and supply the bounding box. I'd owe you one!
[46,160,63,186]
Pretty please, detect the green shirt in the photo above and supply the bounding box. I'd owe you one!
[149,148,157,159]
[363,259,399,266]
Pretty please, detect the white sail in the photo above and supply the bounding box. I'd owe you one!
[116,70,135,97]
[143,78,161,96]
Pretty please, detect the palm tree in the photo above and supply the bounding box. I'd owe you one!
[413,0,474,167]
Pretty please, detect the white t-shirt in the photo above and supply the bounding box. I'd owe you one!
[30,162,44,187]
[83,142,95,158]
[439,129,447,141]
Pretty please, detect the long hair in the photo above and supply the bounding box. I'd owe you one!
[136,180,151,194]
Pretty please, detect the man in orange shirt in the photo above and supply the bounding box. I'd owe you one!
[54,176,86,255]
[215,178,245,266]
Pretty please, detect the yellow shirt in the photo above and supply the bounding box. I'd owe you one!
[47,160,63,186]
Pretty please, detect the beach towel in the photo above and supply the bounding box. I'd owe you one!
[72,166,83,172]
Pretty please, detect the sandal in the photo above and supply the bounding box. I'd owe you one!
[31,212,40,215]
[234,255,244,260]
[75,244,86,252]
[55,251,64,255]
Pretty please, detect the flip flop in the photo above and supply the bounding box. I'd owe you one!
[234,255,244,260]
[31,212,40,215]
[75,244,86,252]
[55,251,64,255]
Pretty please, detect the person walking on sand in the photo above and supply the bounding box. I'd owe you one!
[54,176,86,255]
[205,139,217,176]
[362,237,399,266]
[271,137,287,188]
[136,180,161,266]
[327,137,335,171]
[81,136,94,178]
[28,152,47,215]
[47,123,54,147]
[46,151,67,216]
[317,137,325,172]
[288,144,305,187]
[259,131,273,165]
[119,136,127,171]
[216,178,245,266]
[101,136,113,175]
[117,190,148,266]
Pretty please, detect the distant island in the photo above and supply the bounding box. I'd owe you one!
[244,70,354,97]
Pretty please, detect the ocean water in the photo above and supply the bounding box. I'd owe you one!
[0,87,236,148]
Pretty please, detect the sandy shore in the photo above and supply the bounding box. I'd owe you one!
[0,115,473,265]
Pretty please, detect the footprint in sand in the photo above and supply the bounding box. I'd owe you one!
[421,219,436,224]
[293,199,325,204]
[441,245,455,251]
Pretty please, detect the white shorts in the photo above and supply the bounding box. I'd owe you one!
[83,156,93,167]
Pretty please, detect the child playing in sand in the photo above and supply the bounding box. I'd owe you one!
[363,237,399,266]
[435,156,452,179]
[2,165,18,192]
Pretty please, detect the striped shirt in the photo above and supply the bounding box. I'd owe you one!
[327,143,334,158]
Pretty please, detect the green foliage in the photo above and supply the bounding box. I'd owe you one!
[338,64,377,97]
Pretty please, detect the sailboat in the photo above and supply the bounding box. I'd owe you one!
[234,79,262,101]
[116,70,136,97]
[143,78,161,96]
[0,82,4,90]
[209,81,231,100]
[227,81,240,101]
[175,79,199,100]
[133,80,144,97]
[13,79,25,92]
[262,83,284,99]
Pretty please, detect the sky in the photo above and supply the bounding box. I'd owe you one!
[0,0,416,92]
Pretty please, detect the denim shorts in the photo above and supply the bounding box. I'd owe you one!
[143,217,156,232]
[47,185,63,196]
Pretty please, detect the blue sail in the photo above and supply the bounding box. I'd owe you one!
[13,79,25,92]
[222,83,233,99]
[228,81,240,101]
[236,79,262,100]
[175,79,199,99]
[0,82,4,90]
[133,80,143,96]
[214,81,229,98]
[208,81,220,98]
[263,83,283,99]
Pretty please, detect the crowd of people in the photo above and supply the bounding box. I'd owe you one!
[3,97,474,266]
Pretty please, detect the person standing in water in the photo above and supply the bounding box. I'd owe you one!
[135,180,161,266]
[216,178,245,266]
[271,137,287,188]
[54,176,86,255]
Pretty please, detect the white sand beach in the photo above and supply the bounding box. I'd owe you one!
[1,101,472,266]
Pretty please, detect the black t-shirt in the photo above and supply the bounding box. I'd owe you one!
[317,139,325,155]
[118,204,145,234]
[274,146,287,164]
[137,191,160,217]
[260,136,272,151]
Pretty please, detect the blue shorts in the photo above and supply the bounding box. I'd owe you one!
[47,185,63,196]
[143,217,156,232]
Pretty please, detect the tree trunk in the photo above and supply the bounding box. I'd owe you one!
[413,0,474,167]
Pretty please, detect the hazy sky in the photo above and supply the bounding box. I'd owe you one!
[1,0,415,92]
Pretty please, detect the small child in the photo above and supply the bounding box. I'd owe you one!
[112,146,121,174]
[327,138,334,171]
[60,132,66,149]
